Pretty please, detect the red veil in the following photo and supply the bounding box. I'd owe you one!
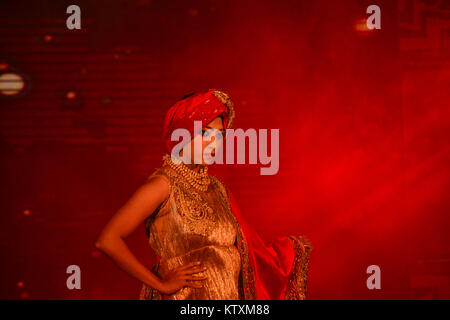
[213,183,313,300]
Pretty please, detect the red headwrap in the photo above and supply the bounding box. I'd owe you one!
[163,89,235,154]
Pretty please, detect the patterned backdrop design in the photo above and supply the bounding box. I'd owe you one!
[398,0,450,299]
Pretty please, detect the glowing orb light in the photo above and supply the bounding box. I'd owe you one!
[0,72,26,96]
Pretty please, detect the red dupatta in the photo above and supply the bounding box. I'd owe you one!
[212,182,313,300]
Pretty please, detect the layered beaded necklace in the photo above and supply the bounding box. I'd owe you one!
[162,154,211,191]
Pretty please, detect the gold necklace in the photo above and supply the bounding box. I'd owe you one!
[162,154,210,191]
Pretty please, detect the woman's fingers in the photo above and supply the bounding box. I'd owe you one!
[183,275,207,281]
[184,280,203,289]
[178,261,201,270]
[183,266,207,275]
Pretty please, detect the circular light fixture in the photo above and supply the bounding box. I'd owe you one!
[66,91,77,99]
[0,72,26,96]
[43,34,53,42]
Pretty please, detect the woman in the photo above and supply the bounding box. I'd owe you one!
[95,89,312,300]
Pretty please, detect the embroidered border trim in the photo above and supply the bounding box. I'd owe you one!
[284,235,313,300]
[212,91,235,129]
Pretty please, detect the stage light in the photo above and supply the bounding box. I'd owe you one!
[0,72,25,96]
[17,281,24,288]
[0,62,8,71]
[66,91,77,99]
[23,209,31,216]
[43,34,53,42]
[354,18,371,34]
[19,292,30,299]
[91,250,101,258]
[60,88,85,110]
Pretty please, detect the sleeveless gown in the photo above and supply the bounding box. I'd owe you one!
[139,163,242,299]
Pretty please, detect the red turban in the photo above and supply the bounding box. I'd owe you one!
[162,89,235,154]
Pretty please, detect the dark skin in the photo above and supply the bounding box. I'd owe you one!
[95,116,225,295]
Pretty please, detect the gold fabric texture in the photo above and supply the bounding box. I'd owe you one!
[284,235,313,300]
[140,163,241,300]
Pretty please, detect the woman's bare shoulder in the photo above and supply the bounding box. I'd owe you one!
[146,165,177,186]
[140,167,173,203]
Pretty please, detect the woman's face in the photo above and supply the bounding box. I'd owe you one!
[180,116,226,166]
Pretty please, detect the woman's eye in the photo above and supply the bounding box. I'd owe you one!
[202,129,224,139]
[216,131,224,139]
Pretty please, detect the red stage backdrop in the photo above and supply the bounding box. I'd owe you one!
[0,0,449,299]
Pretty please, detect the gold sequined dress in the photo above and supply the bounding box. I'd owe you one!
[139,162,242,300]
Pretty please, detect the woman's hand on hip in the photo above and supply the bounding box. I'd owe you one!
[159,261,207,295]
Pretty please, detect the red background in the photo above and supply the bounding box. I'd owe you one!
[0,0,449,299]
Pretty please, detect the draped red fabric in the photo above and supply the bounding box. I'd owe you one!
[228,189,296,300]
